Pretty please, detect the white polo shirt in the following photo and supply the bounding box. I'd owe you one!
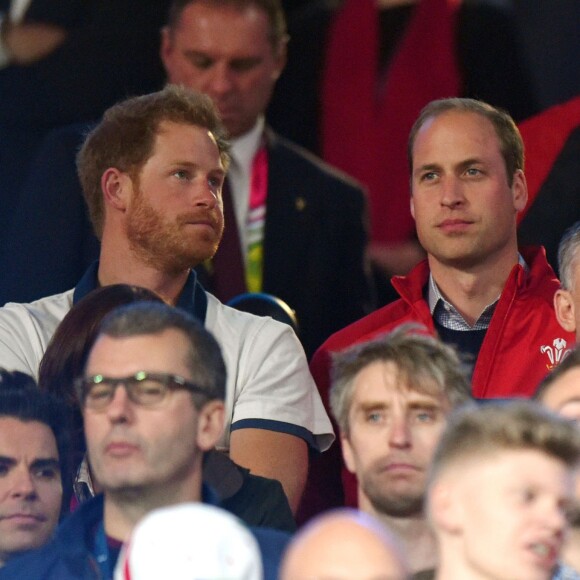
[0,280,334,452]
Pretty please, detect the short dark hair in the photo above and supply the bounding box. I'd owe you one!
[407,98,525,187]
[94,302,226,403]
[166,0,287,47]
[557,221,580,292]
[77,84,230,239]
[0,370,72,512]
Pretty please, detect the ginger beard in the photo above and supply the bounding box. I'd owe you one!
[126,181,224,275]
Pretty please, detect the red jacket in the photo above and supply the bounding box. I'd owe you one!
[303,246,575,513]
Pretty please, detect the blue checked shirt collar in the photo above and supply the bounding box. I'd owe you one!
[429,254,528,331]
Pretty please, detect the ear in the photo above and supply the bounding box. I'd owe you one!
[511,169,528,213]
[101,168,132,212]
[341,432,357,475]
[159,26,173,71]
[196,401,225,451]
[554,289,577,333]
[410,194,416,220]
[429,480,463,535]
[272,37,287,81]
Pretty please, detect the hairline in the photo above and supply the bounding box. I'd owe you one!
[165,0,288,49]
[427,402,580,489]
[407,98,524,188]
[0,414,59,449]
[330,327,471,436]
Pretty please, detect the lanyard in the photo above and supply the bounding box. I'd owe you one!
[245,143,268,292]
[93,521,112,579]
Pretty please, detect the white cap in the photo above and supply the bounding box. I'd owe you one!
[114,503,263,580]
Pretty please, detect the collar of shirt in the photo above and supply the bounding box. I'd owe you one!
[74,456,95,504]
[0,0,33,67]
[72,261,208,322]
[552,562,580,580]
[10,0,33,22]
[228,116,265,256]
[428,254,529,331]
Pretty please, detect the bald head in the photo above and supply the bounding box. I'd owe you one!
[280,509,409,580]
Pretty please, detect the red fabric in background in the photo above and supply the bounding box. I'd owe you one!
[518,95,580,222]
[321,0,461,244]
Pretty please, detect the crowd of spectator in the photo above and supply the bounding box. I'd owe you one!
[0,0,578,578]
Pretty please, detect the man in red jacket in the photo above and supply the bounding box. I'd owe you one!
[312,97,573,401]
[302,97,575,519]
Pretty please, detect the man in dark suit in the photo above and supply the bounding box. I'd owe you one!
[161,0,373,358]
[0,0,373,359]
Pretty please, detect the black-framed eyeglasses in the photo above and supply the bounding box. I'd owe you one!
[75,371,209,411]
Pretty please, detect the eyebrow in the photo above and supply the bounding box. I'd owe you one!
[169,161,200,168]
[558,397,580,404]
[455,158,485,171]
[182,49,262,64]
[30,458,60,470]
[557,397,580,409]
[413,163,440,177]
[170,161,225,174]
[182,49,212,59]
[407,401,441,410]
[356,402,388,413]
[355,400,441,412]
[0,456,60,468]
[415,156,486,171]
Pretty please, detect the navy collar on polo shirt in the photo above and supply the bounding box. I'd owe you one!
[72,261,208,323]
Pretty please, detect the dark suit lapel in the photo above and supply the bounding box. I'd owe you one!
[262,130,312,292]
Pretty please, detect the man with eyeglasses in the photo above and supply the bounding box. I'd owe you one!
[0,302,289,580]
